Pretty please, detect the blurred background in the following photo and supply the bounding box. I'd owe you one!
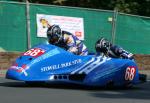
[0,0,150,54]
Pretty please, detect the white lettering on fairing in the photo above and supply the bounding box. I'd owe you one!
[41,59,82,72]
[29,48,60,65]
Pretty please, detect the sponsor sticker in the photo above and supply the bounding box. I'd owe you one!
[10,64,28,76]
[41,59,82,72]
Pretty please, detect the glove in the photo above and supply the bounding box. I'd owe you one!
[68,47,78,54]
[120,52,133,60]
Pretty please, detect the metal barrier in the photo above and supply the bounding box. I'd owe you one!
[0,1,150,54]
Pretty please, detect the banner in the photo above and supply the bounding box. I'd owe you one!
[37,14,84,40]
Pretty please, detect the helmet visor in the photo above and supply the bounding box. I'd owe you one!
[48,34,60,43]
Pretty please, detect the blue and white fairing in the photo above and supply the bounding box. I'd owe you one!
[6,44,141,87]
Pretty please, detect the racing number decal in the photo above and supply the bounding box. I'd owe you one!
[23,48,45,57]
[125,67,136,81]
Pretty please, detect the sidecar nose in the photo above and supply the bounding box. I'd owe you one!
[6,69,22,80]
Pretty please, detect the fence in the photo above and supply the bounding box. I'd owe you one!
[0,1,150,54]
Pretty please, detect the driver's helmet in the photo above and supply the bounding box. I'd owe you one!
[47,25,62,44]
[95,37,111,54]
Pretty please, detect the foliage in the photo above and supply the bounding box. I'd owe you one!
[6,0,150,16]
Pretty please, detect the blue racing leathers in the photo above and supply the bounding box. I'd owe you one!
[51,31,88,56]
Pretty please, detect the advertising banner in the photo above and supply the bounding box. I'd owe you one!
[37,14,84,40]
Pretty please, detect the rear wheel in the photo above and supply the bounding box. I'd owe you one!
[139,74,147,82]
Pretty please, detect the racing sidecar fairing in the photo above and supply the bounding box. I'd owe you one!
[6,44,146,87]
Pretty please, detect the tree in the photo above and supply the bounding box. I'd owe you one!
[6,0,150,17]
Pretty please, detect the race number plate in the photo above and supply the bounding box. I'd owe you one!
[23,48,45,57]
[125,66,136,81]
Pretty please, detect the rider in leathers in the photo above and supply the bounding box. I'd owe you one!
[95,37,133,60]
[47,25,88,56]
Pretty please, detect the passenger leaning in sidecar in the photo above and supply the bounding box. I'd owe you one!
[95,37,133,60]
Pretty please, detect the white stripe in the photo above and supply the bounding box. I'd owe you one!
[82,44,86,50]
[22,70,28,76]
[85,57,111,74]
[71,57,95,74]
[79,56,107,74]
[77,56,103,74]
[78,57,101,74]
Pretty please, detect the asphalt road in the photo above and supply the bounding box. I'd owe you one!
[0,77,150,103]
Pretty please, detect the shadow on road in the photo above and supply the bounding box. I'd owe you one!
[0,78,150,100]
[89,81,150,100]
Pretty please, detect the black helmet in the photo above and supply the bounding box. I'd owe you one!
[95,37,111,54]
[47,25,62,43]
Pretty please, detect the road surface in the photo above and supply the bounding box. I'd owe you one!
[0,77,150,103]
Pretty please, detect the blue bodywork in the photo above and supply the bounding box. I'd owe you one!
[6,44,143,87]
